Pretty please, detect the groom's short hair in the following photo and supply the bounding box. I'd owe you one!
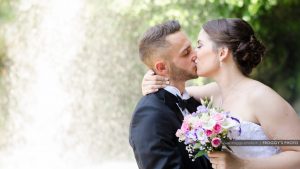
[139,20,181,68]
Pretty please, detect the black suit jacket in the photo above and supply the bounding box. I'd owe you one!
[129,89,212,169]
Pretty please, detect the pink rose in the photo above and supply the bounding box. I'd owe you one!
[205,129,213,137]
[213,123,222,134]
[181,122,190,133]
[213,113,224,122]
[211,137,221,148]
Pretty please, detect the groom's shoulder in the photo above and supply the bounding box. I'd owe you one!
[131,90,172,120]
[136,90,166,108]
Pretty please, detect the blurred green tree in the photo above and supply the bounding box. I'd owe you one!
[118,0,300,111]
[0,0,15,77]
[0,0,15,136]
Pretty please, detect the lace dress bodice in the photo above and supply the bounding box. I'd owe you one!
[230,121,280,158]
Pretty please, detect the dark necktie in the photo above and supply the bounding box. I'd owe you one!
[176,95,188,110]
[176,95,201,113]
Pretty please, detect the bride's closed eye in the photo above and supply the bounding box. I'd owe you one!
[197,43,202,49]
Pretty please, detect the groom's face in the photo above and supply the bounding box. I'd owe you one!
[164,31,198,81]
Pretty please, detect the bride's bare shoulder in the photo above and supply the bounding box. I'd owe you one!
[186,82,219,100]
[247,80,282,101]
[247,79,297,120]
[248,81,300,143]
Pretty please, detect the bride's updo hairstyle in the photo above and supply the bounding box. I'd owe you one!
[203,18,265,76]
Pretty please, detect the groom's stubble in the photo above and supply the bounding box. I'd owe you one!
[168,61,198,82]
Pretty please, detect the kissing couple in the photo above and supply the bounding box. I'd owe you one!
[129,19,300,169]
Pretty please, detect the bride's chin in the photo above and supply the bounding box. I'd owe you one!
[196,71,209,78]
[196,70,203,76]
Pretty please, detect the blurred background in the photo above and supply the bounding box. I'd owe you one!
[0,0,299,168]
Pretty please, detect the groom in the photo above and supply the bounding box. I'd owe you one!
[129,20,212,169]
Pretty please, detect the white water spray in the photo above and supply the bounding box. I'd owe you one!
[0,0,137,168]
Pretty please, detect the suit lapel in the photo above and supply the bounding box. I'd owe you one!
[156,89,184,122]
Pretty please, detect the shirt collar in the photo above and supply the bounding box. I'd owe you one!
[164,86,190,100]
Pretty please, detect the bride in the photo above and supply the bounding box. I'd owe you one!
[141,18,300,169]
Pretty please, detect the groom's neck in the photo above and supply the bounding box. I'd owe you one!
[169,81,186,95]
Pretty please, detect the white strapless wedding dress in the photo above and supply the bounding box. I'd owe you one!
[230,121,280,158]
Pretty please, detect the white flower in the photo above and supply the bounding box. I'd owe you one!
[228,126,241,139]
[199,113,210,122]
[221,118,239,129]
[176,130,186,142]
[202,119,217,130]
[209,108,219,115]
[189,116,200,128]
[196,128,207,142]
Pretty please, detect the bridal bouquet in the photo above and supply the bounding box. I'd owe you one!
[175,97,241,160]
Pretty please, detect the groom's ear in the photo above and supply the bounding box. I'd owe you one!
[154,60,168,76]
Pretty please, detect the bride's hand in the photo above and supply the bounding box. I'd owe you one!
[142,70,169,95]
[208,150,246,169]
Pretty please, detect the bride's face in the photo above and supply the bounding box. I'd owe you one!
[195,29,220,77]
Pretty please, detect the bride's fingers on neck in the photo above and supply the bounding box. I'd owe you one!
[153,75,168,81]
[151,85,165,90]
[147,69,155,74]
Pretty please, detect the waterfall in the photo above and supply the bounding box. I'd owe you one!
[0,0,137,168]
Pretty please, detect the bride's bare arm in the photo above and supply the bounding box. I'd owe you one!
[186,82,219,101]
[244,85,300,169]
[141,70,219,99]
